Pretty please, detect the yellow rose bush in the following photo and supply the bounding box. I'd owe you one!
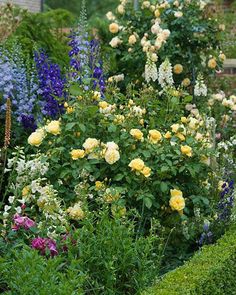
[0,3,235,294]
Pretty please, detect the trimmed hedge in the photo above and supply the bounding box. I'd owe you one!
[144,227,236,295]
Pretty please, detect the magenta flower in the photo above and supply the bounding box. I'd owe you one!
[32,237,58,257]
[13,214,36,230]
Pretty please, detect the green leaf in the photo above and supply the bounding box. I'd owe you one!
[87,106,98,116]
[65,122,77,131]
[160,182,168,193]
[70,84,82,96]
[108,124,117,133]
[114,174,124,181]
[78,123,86,133]
[144,197,153,209]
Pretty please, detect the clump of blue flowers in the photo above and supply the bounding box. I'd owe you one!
[34,50,66,118]
[217,180,235,222]
[68,1,105,95]
[198,222,213,246]
[0,44,38,130]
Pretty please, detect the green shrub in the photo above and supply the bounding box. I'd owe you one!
[0,210,162,294]
[0,248,84,294]
[144,226,236,295]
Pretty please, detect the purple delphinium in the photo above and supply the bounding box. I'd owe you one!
[217,180,235,222]
[68,24,106,95]
[34,51,66,118]
[198,222,213,246]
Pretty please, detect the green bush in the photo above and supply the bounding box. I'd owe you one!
[0,248,83,294]
[0,210,162,294]
[144,226,236,295]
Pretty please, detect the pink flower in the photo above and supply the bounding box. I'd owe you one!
[13,214,35,230]
[32,237,46,252]
[24,217,35,229]
[32,237,58,256]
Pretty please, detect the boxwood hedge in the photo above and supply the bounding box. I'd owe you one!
[144,227,236,295]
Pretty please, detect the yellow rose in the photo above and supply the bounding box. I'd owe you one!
[70,149,85,160]
[66,107,74,114]
[182,78,191,87]
[171,124,180,133]
[109,23,119,34]
[148,130,162,143]
[117,4,125,14]
[95,181,104,190]
[154,9,160,17]
[169,189,185,211]
[218,180,228,191]
[129,158,145,172]
[141,166,151,178]
[188,118,198,130]
[22,186,30,197]
[28,131,44,147]
[93,91,101,100]
[181,145,192,157]
[164,131,172,139]
[128,34,137,45]
[173,64,183,74]
[130,129,144,141]
[46,120,61,135]
[219,53,226,61]
[99,101,109,109]
[105,148,120,165]
[208,58,217,69]
[181,117,188,124]
[67,204,85,220]
[176,133,185,141]
[83,138,99,153]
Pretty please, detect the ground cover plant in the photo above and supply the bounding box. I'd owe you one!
[0,0,236,294]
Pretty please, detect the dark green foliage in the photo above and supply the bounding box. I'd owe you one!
[45,0,117,18]
[6,9,75,67]
[144,226,236,295]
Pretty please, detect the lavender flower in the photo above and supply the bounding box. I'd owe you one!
[0,45,38,129]
[198,221,213,246]
[68,3,106,95]
[217,180,234,222]
[34,51,66,118]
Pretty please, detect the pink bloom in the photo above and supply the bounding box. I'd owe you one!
[32,237,58,257]
[24,217,35,229]
[46,239,58,256]
[13,214,35,230]
[32,237,46,253]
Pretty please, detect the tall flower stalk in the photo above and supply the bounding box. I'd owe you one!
[34,50,66,118]
[68,0,106,95]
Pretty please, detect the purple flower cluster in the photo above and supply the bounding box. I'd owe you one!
[217,180,234,221]
[34,51,66,118]
[198,222,213,246]
[68,30,106,95]
[32,237,58,257]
